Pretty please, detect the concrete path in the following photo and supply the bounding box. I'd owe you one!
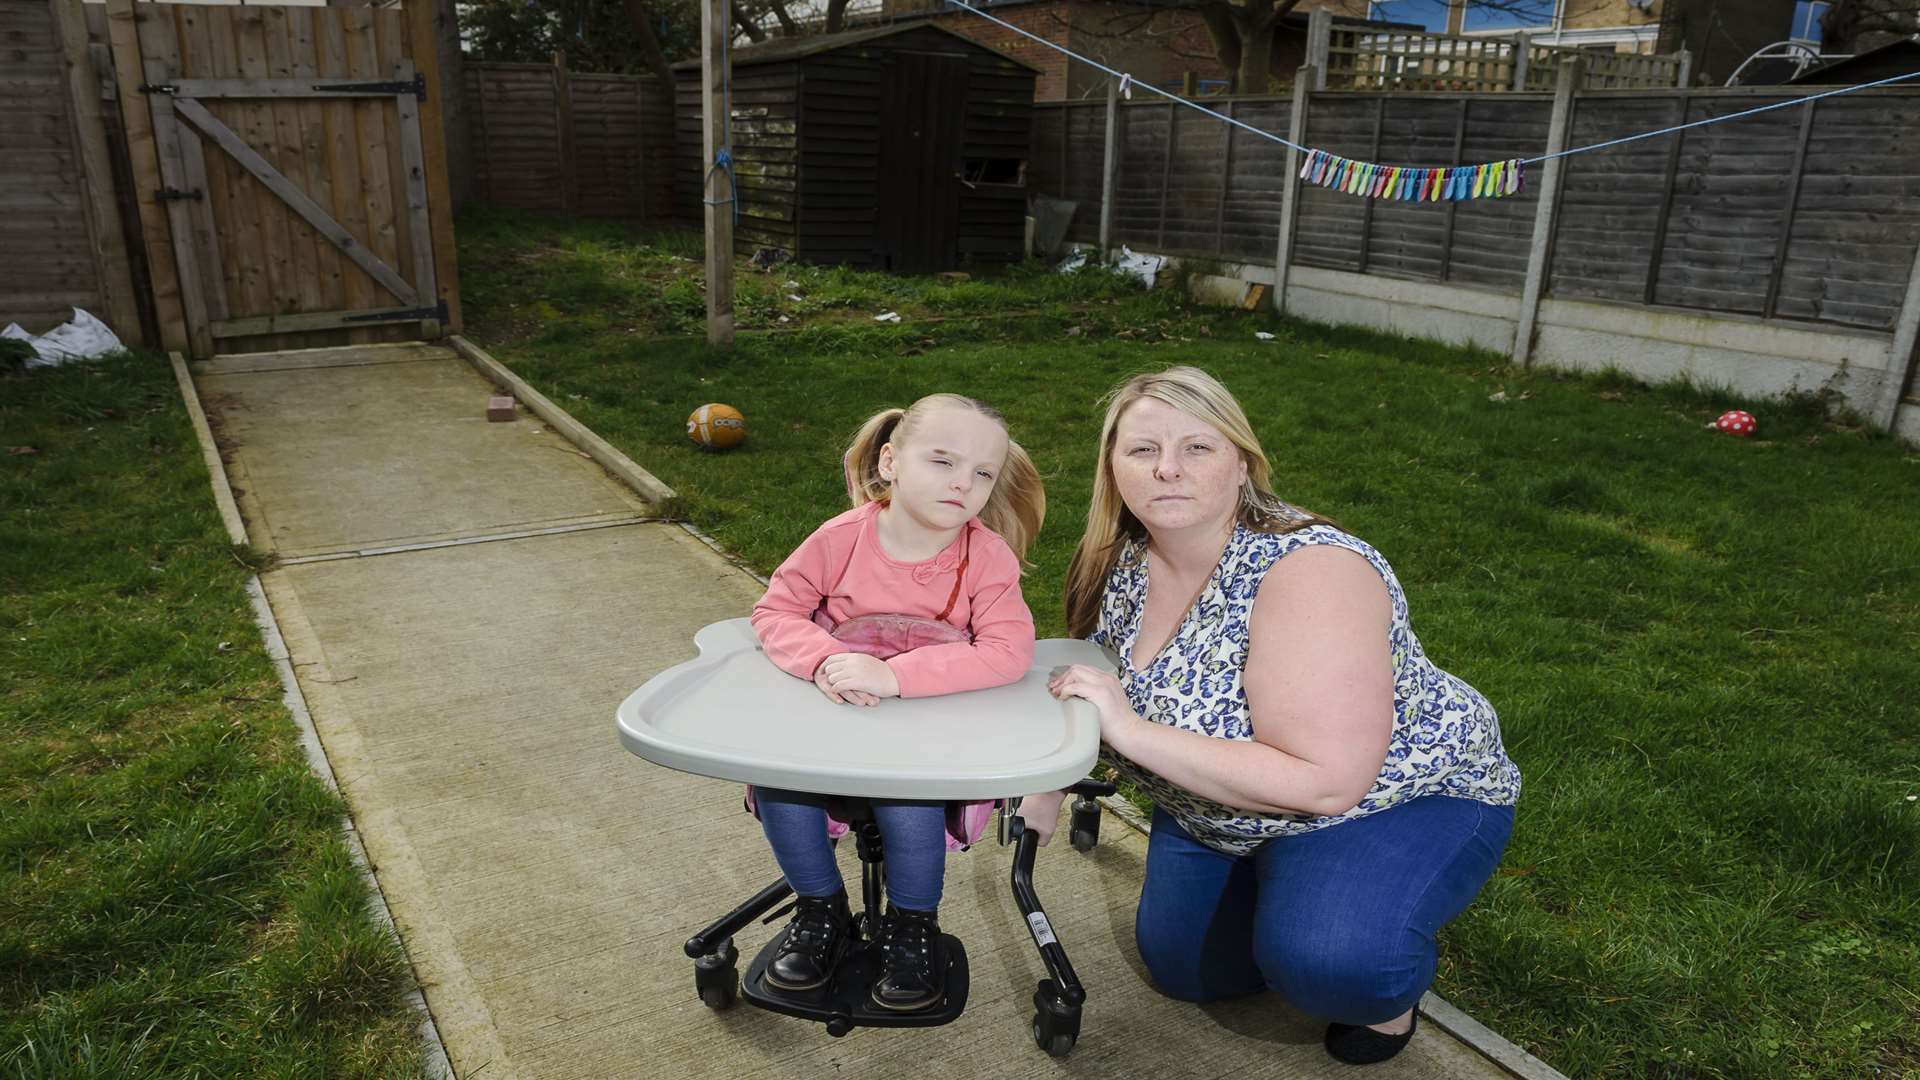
[197,342,1529,1080]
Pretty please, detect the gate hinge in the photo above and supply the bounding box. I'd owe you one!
[155,188,203,202]
[138,83,176,95]
[343,299,448,324]
[314,74,427,99]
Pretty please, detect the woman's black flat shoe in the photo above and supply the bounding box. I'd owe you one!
[1324,1011,1417,1065]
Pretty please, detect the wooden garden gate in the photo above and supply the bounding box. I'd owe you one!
[105,0,458,358]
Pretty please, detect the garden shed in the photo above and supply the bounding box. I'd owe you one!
[675,24,1039,273]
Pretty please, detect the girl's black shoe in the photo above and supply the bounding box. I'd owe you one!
[765,889,851,991]
[1324,1011,1417,1065]
[869,904,946,1011]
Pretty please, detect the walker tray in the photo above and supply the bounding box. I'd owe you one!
[615,618,1111,800]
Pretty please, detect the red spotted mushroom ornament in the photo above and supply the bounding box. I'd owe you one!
[1714,410,1756,437]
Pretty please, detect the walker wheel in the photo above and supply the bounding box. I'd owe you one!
[1070,799,1101,852]
[1069,828,1096,853]
[699,979,736,1010]
[1032,1017,1075,1058]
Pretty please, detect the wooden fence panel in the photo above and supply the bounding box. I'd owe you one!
[1033,87,1920,335]
[1292,95,1373,273]
[1548,94,1683,305]
[1217,99,1289,265]
[1362,96,1463,281]
[464,61,673,219]
[1651,95,1803,319]
[1,0,113,334]
[1447,95,1547,291]
[1776,96,1920,328]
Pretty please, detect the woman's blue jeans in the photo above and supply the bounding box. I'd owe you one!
[1136,795,1514,1026]
[755,788,948,913]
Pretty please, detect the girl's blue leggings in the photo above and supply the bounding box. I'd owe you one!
[1136,795,1514,1026]
[755,787,948,913]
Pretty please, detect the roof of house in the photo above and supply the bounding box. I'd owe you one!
[1788,37,1920,83]
[671,20,1042,72]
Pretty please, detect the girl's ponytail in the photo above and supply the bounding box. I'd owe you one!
[843,407,906,507]
[979,438,1045,566]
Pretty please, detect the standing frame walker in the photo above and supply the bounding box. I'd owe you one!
[615,619,1116,1056]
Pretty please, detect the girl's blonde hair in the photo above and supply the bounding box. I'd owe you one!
[1063,366,1333,638]
[843,393,1046,563]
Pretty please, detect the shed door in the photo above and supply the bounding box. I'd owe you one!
[876,54,968,274]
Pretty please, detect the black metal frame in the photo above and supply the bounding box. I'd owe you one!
[683,778,1117,1057]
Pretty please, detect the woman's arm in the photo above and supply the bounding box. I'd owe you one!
[1056,545,1394,818]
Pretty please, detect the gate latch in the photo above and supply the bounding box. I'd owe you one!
[314,74,428,99]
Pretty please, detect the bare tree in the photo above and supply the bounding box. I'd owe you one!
[1820,0,1920,52]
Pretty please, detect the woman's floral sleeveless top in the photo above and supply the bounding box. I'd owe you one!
[1090,523,1521,856]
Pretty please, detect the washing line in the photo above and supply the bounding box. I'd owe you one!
[942,0,1920,203]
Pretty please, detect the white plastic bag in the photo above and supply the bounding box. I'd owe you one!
[2,308,125,368]
[1054,248,1089,273]
[1115,246,1166,289]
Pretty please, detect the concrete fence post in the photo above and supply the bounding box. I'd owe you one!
[1306,10,1332,91]
[1875,241,1920,430]
[1513,56,1582,367]
[1273,64,1315,318]
[1511,31,1531,91]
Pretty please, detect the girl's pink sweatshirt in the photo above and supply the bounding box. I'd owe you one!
[750,501,1035,698]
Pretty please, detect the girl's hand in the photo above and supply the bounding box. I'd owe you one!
[1047,664,1137,742]
[1014,789,1068,846]
[813,664,879,707]
[819,653,900,702]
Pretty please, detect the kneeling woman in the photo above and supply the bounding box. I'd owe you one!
[1033,366,1520,1066]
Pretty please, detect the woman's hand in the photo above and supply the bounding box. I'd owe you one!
[817,652,899,705]
[1048,663,1138,744]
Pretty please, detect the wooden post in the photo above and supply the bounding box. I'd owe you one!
[1099,78,1119,257]
[1272,65,1314,317]
[105,0,189,354]
[1357,96,1384,274]
[1513,56,1581,368]
[52,0,142,344]
[1642,92,1688,304]
[1438,98,1468,281]
[406,0,462,333]
[701,0,734,346]
[1157,103,1175,250]
[1675,48,1692,88]
[1306,10,1331,91]
[1214,100,1235,257]
[553,50,576,214]
[1510,31,1531,91]
[1875,242,1920,430]
[1762,100,1815,319]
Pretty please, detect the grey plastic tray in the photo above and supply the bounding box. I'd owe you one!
[615,618,1113,800]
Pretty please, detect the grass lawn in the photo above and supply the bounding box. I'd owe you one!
[1,355,427,1077]
[460,208,1920,1078]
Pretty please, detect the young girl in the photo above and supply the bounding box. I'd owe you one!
[748,393,1045,1012]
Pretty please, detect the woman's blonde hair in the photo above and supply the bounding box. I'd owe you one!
[1063,366,1332,637]
[843,393,1046,563]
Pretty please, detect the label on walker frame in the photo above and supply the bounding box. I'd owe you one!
[1027,911,1058,948]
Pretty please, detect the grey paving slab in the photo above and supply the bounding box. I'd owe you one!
[208,347,1526,1080]
[200,354,651,558]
